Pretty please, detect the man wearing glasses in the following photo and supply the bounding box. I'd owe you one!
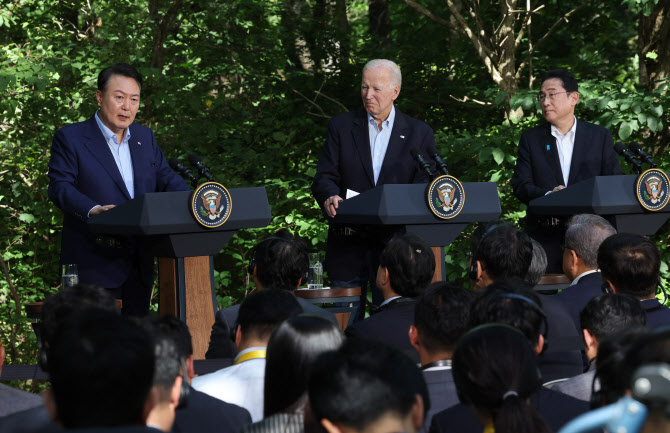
[511,69,621,272]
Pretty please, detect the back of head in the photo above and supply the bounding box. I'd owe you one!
[452,324,549,433]
[309,338,428,432]
[363,59,402,87]
[47,309,155,429]
[253,229,309,291]
[469,282,546,347]
[98,62,143,92]
[597,233,660,298]
[143,314,193,360]
[525,239,547,287]
[564,214,616,269]
[264,315,344,417]
[471,222,532,283]
[414,281,475,354]
[138,317,184,402]
[237,289,303,343]
[542,69,578,93]
[379,233,435,298]
[580,293,646,341]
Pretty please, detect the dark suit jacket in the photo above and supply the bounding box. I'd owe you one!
[345,297,419,364]
[511,120,622,205]
[642,298,670,328]
[47,115,189,288]
[420,368,459,433]
[173,386,252,433]
[428,387,589,433]
[556,272,603,330]
[538,294,585,382]
[311,108,435,279]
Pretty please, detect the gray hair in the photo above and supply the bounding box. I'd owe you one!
[363,59,402,88]
[564,214,617,268]
[525,239,547,287]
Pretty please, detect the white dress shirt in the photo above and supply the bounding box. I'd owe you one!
[551,117,577,186]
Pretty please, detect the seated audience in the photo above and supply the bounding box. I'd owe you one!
[346,233,435,363]
[408,281,474,432]
[598,233,670,327]
[207,230,337,358]
[0,343,42,417]
[193,289,302,421]
[524,239,548,288]
[557,214,616,329]
[552,293,646,401]
[243,315,344,433]
[309,338,429,433]
[451,324,552,433]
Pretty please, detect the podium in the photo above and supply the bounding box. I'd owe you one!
[331,182,501,280]
[528,175,670,235]
[88,187,272,358]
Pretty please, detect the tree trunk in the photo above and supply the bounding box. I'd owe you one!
[638,0,670,89]
[368,0,391,50]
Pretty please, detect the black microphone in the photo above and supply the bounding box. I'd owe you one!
[169,158,198,188]
[188,154,214,182]
[410,146,434,180]
[427,143,449,176]
[613,142,642,174]
[629,142,657,168]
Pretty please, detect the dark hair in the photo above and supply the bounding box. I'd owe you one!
[142,314,193,358]
[453,324,550,433]
[525,239,547,287]
[564,214,616,269]
[379,233,435,297]
[580,293,646,341]
[542,69,578,93]
[97,63,143,92]
[254,229,309,291]
[264,315,344,417]
[597,233,660,298]
[138,317,183,402]
[414,281,474,353]
[47,310,155,429]
[237,290,303,342]
[469,282,546,347]
[620,326,670,408]
[471,222,532,283]
[309,337,429,431]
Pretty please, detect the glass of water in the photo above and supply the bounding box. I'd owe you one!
[308,253,323,290]
[62,264,79,288]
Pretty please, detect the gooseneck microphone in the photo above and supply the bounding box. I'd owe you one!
[427,143,449,176]
[169,158,198,188]
[628,142,657,168]
[410,146,434,180]
[613,142,642,174]
[188,154,214,181]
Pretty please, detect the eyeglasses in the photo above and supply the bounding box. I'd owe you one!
[536,91,569,102]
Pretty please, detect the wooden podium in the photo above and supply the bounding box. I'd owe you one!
[88,187,272,358]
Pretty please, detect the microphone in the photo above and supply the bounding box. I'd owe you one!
[188,154,214,182]
[613,142,642,174]
[169,158,198,188]
[410,146,434,180]
[427,143,449,176]
[628,142,657,168]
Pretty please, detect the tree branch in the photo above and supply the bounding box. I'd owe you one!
[402,0,453,29]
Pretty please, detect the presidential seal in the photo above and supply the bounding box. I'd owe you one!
[427,175,465,219]
[636,168,670,212]
[191,182,232,228]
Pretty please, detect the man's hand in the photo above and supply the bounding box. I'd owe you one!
[89,204,116,216]
[550,185,566,193]
[324,195,343,218]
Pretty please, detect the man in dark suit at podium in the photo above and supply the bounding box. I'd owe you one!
[511,69,621,272]
[48,63,189,316]
[312,59,436,316]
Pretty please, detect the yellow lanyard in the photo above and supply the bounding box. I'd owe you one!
[234,349,267,365]
[483,423,495,433]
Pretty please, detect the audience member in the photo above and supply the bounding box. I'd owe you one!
[556,214,616,329]
[598,233,670,328]
[450,324,551,433]
[408,281,474,432]
[141,315,251,433]
[207,230,337,358]
[553,293,646,401]
[0,342,42,417]
[525,239,548,287]
[345,233,435,363]
[309,338,429,433]
[193,290,302,421]
[243,315,345,433]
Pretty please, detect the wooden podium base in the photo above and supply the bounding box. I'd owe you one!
[158,256,216,359]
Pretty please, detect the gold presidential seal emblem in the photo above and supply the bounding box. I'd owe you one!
[191,182,232,228]
[636,168,670,211]
[427,175,465,219]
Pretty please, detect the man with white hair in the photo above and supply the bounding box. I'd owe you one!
[312,59,436,318]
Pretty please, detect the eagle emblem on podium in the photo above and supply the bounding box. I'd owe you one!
[427,175,465,219]
[191,182,232,227]
[636,169,670,212]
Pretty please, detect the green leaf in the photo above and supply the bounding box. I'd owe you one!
[647,116,659,132]
[651,105,663,117]
[18,213,35,223]
[619,123,632,140]
[491,148,504,165]
[646,51,658,60]
[494,91,507,105]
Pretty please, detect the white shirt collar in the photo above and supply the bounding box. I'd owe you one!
[571,269,599,286]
